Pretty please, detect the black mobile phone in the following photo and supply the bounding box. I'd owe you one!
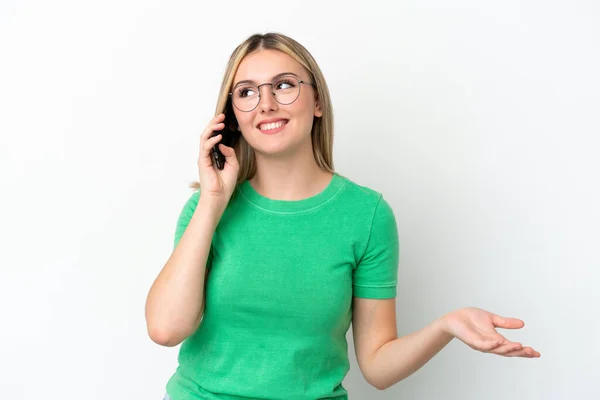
[210,106,240,170]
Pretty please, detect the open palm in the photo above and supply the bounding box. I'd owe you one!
[441,307,541,358]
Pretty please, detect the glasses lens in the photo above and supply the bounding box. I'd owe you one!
[273,76,300,105]
[231,76,302,111]
[232,84,260,112]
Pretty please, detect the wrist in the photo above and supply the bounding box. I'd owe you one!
[196,196,228,224]
[436,312,456,341]
[199,192,228,208]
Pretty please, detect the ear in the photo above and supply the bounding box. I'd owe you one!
[314,100,323,118]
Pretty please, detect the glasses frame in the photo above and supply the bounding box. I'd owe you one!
[229,74,316,112]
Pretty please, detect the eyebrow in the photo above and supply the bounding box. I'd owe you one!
[232,72,299,88]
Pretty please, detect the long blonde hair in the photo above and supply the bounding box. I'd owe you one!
[189,32,334,190]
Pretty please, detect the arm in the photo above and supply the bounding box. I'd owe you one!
[352,298,540,390]
[352,297,453,390]
[144,196,225,347]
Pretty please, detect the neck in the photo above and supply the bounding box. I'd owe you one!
[250,149,333,201]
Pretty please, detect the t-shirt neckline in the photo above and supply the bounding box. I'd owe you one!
[238,172,346,213]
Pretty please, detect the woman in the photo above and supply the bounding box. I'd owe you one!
[145,32,540,400]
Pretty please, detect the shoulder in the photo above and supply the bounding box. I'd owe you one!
[337,173,382,198]
[335,173,390,213]
[334,174,398,243]
[180,190,200,214]
[174,190,201,227]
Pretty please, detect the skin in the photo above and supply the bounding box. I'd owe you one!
[189,49,541,389]
[231,49,332,201]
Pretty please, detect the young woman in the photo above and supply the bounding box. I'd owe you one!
[145,32,540,400]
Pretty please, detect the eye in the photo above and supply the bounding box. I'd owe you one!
[274,78,296,91]
[237,86,257,98]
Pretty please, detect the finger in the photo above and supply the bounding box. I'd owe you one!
[198,134,223,167]
[218,143,239,168]
[492,314,525,330]
[198,135,222,170]
[209,113,226,126]
[200,122,225,143]
[212,113,226,125]
[200,115,226,141]
[472,335,508,352]
[489,342,523,355]
[502,346,540,358]
[202,133,222,151]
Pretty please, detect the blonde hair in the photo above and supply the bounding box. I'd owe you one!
[189,32,334,191]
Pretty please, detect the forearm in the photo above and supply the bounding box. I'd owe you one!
[145,197,224,346]
[368,316,454,390]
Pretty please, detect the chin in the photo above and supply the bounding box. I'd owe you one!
[247,134,292,154]
[253,138,311,159]
[253,144,294,158]
[246,124,313,158]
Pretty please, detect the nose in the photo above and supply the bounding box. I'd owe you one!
[257,83,279,112]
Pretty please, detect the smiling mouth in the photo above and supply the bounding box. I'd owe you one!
[258,120,288,131]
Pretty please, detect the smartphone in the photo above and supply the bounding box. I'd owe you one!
[210,106,240,170]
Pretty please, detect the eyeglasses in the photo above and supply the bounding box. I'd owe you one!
[229,74,316,112]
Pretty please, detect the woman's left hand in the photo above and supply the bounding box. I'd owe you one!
[440,307,541,358]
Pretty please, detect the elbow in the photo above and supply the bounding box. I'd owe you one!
[146,315,202,347]
[364,370,394,391]
[147,326,185,347]
[145,301,204,347]
[369,378,390,391]
[373,381,391,391]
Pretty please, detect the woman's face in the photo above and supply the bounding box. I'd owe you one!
[231,49,322,159]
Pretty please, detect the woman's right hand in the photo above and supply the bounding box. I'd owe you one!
[197,113,240,204]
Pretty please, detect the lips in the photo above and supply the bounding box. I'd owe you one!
[256,120,288,136]
[257,118,289,131]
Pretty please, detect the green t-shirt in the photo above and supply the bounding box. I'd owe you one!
[165,173,399,400]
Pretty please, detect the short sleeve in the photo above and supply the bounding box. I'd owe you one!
[353,195,400,299]
[173,190,214,270]
[173,191,200,249]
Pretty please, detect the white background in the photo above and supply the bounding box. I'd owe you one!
[1,0,598,399]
